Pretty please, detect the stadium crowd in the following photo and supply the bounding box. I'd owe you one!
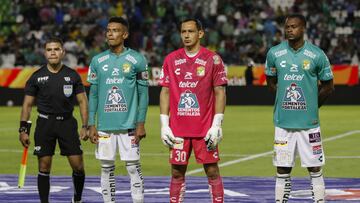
[0,0,359,68]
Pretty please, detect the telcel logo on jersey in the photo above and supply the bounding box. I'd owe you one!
[284,73,304,81]
[179,81,198,88]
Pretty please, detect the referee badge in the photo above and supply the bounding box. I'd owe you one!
[63,85,73,97]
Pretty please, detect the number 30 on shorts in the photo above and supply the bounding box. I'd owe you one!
[174,150,187,162]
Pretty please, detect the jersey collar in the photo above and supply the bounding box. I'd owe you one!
[182,46,203,59]
[108,47,130,57]
[286,40,307,54]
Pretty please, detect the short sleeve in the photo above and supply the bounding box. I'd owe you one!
[24,73,38,96]
[74,71,85,94]
[265,50,277,76]
[212,54,227,86]
[87,58,98,84]
[317,51,333,81]
[158,56,170,87]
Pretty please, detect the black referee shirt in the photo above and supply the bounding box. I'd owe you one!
[24,65,85,114]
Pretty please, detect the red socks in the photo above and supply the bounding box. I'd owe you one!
[169,176,224,203]
[169,177,186,203]
[208,176,224,203]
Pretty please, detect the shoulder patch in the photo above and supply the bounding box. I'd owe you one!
[125,54,138,64]
[274,49,287,58]
[303,49,316,59]
[213,55,221,65]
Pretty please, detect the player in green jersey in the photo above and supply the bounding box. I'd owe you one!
[87,17,149,203]
[265,14,334,203]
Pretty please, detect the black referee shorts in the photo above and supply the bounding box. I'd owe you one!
[33,114,83,157]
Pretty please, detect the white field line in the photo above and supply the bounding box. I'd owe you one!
[186,130,360,175]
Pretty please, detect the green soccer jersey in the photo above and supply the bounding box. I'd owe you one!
[265,41,333,129]
[87,48,149,131]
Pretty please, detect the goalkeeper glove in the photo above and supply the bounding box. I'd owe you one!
[204,114,224,150]
[160,114,183,148]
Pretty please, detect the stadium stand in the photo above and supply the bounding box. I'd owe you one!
[0,0,359,68]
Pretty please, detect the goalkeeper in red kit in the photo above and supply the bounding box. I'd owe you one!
[159,18,227,203]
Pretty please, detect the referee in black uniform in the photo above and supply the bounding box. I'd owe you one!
[19,37,88,203]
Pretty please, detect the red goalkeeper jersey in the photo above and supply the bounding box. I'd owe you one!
[159,46,227,138]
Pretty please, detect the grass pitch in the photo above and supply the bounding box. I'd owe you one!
[0,105,359,177]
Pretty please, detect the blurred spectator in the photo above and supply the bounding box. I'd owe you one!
[245,60,255,86]
[0,0,359,68]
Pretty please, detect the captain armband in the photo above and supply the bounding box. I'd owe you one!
[136,71,149,80]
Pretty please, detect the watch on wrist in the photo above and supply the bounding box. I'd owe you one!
[19,121,31,134]
[82,125,89,129]
[18,126,28,133]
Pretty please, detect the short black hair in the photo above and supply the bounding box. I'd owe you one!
[44,37,63,48]
[286,14,306,27]
[179,18,203,31]
[108,16,129,29]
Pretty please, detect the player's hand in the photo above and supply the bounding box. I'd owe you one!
[204,126,223,150]
[88,125,99,144]
[135,123,146,144]
[160,114,183,148]
[204,114,224,150]
[80,127,88,141]
[161,126,183,148]
[19,132,30,148]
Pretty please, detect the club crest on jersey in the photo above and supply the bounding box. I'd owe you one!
[122,63,131,73]
[63,85,73,97]
[197,66,205,76]
[104,86,128,112]
[177,90,200,116]
[282,83,307,110]
[303,60,311,70]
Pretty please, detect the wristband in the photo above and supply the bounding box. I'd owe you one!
[160,114,169,127]
[81,125,89,129]
[212,114,224,127]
